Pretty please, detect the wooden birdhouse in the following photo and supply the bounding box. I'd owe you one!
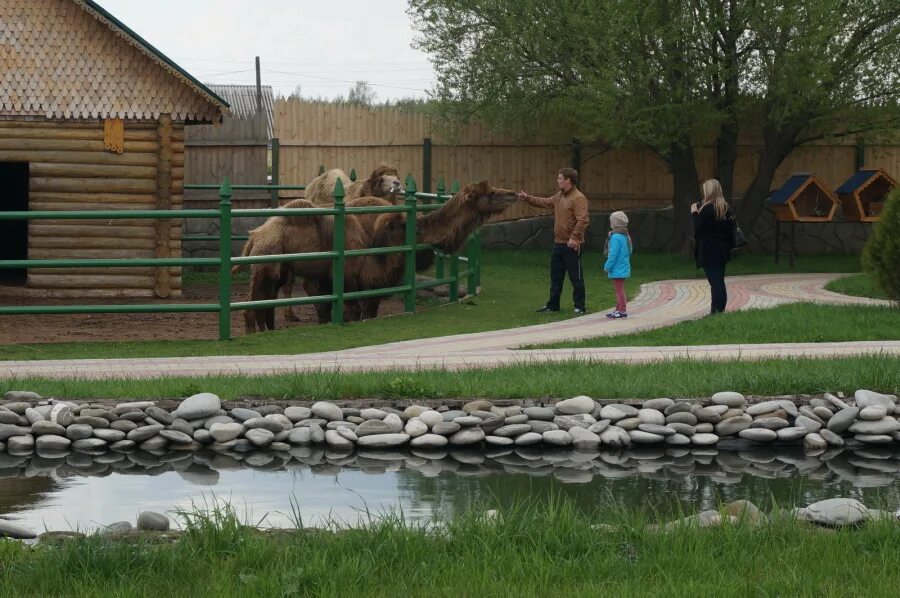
[835,169,896,222]
[767,173,839,222]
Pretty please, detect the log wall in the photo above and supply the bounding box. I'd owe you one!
[0,118,184,298]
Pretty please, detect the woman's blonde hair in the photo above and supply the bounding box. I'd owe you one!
[701,179,728,220]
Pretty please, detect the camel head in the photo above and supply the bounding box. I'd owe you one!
[460,180,518,215]
[367,164,404,198]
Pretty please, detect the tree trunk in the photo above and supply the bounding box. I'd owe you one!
[715,123,739,201]
[668,142,702,255]
[737,124,802,230]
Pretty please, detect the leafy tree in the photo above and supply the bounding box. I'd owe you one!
[862,188,900,302]
[348,81,377,106]
[408,0,900,250]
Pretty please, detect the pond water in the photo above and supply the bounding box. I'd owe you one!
[2,444,899,533]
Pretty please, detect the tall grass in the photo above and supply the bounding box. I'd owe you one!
[1,497,898,596]
[3,355,899,400]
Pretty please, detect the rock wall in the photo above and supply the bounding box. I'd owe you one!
[482,207,875,255]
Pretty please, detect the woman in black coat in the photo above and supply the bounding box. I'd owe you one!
[692,179,733,314]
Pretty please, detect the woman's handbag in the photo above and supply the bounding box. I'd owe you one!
[729,213,747,249]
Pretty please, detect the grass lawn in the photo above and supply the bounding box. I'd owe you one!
[3,355,898,400]
[825,272,891,300]
[536,303,900,349]
[0,251,864,362]
[1,500,898,596]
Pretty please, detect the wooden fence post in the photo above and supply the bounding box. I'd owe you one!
[422,137,432,193]
[332,177,346,325]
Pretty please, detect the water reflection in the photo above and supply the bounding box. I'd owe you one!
[1,444,899,532]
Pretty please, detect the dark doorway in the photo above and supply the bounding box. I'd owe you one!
[0,162,29,284]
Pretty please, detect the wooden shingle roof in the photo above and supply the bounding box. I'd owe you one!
[0,0,229,122]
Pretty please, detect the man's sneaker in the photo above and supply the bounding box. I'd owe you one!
[606,311,627,319]
[536,305,559,313]
[574,308,588,315]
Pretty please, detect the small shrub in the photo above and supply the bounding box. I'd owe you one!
[862,188,900,302]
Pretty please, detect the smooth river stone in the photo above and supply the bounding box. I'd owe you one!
[514,432,542,446]
[209,423,244,442]
[310,402,343,422]
[665,433,691,446]
[854,389,896,412]
[360,408,388,420]
[530,421,559,434]
[859,406,888,421]
[31,420,65,437]
[404,419,428,438]
[690,433,719,446]
[284,406,312,422]
[599,404,637,421]
[325,430,354,449]
[35,434,71,452]
[668,423,695,436]
[804,498,868,526]
[597,427,627,448]
[418,410,443,428]
[542,430,573,446]
[715,415,752,436]
[710,392,745,407]
[820,429,845,447]
[449,428,485,446]
[666,411,698,426]
[751,417,789,430]
[638,424,675,437]
[803,433,827,451]
[637,409,665,425]
[173,393,221,420]
[629,430,665,444]
[848,418,900,435]
[484,435,514,446]
[494,424,532,438]
[245,428,275,447]
[693,408,722,424]
[826,407,859,433]
[554,396,596,415]
[355,420,398,437]
[776,427,808,441]
[642,398,675,412]
[739,428,777,442]
[523,407,555,421]
[230,408,261,422]
[664,402,693,415]
[357,433,410,448]
[410,433,449,448]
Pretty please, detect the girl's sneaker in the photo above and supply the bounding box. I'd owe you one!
[606,311,627,319]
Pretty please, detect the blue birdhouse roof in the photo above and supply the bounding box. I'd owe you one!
[768,173,814,205]
[836,169,886,194]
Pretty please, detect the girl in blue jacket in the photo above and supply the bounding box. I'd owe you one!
[604,211,633,319]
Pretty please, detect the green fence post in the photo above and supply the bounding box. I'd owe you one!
[448,180,461,302]
[349,168,357,182]
[467,229,481,297]
[332,177,346,325]
[218,177,233,341]
[270,138,280,208]
[435,177,446,280]
[404,175,418,313]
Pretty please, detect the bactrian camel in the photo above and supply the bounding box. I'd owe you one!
[243,181,517,333]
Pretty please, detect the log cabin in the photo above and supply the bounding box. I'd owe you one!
[0,0,228,298]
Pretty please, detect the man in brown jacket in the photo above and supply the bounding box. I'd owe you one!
[518,167,590,314]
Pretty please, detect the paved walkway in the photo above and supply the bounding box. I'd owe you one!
[1,273,895,379]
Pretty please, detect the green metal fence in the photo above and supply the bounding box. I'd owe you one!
[0,175,480,341]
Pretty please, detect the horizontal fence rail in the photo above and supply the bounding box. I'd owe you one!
[0,174,480,341]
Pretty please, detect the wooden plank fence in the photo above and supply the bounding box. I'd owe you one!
[272,99,900,221]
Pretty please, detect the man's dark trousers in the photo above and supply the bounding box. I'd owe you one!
[546,242,585,311]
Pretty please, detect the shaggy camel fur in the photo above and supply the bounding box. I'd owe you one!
[244,181,517,331]
[303,164,403,205]
[243,198,374,333]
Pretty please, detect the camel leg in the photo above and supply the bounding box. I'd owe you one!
[360,298,381,320]
[304,278,332,324]
[281,271,300,322]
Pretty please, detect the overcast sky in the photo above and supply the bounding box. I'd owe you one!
[93,0,437,102]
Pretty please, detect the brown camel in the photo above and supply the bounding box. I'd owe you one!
[242,199,369,333]
[304,164,403,205]
[243,181,517,331]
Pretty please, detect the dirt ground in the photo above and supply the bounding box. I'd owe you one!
[0,282,406,344]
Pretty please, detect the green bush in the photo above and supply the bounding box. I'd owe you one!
[862,187,900,302]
